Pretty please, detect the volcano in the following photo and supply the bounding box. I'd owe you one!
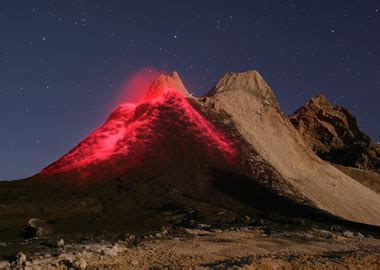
[41,72,236,181]
[2,70,380,241]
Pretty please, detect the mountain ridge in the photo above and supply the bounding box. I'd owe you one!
[2,69,380,243]
[33,70,380,225]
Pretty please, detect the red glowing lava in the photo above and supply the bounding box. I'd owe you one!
[42,74,236,179]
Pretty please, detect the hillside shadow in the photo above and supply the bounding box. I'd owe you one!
[211,169,380,233]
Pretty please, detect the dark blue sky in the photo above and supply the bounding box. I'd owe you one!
[1,0,379,179]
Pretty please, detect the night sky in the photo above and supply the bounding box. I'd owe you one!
[1,1,379,180]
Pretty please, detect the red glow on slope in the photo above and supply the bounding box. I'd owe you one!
[117,67,163,104]
[42,87,237,178]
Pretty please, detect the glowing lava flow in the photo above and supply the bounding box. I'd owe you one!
[42,88,236,177]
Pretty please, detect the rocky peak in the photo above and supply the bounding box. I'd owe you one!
[289,95,380,172]
[309,94,330,106]
[144,71,191,101]
[207,70,278,106]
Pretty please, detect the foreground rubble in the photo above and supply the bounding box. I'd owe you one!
[1,219,379,270]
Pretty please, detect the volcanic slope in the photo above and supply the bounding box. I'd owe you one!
[202,70,380,226]
[41,74,235,182]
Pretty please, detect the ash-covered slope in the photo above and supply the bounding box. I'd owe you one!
[289,95,380,173]
[203,70,380,226]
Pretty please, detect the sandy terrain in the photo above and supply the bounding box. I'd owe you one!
[86,229,380,269]
[1,219,380,269]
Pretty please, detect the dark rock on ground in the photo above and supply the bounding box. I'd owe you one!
[21,218,54,239]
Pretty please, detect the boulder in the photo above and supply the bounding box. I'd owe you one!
[342,231,355,238]
[74,258,87,269]
[57,239,65,248]
[21,218,53,238]
[0,260,10,269]
[16,252,27,266]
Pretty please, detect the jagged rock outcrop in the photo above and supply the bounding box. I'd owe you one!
[289,95,380,173]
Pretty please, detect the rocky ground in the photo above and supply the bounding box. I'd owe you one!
[1,218,379,269]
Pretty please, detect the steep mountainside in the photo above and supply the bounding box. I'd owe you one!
[289,95,380,172]
[202,71,380,226]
